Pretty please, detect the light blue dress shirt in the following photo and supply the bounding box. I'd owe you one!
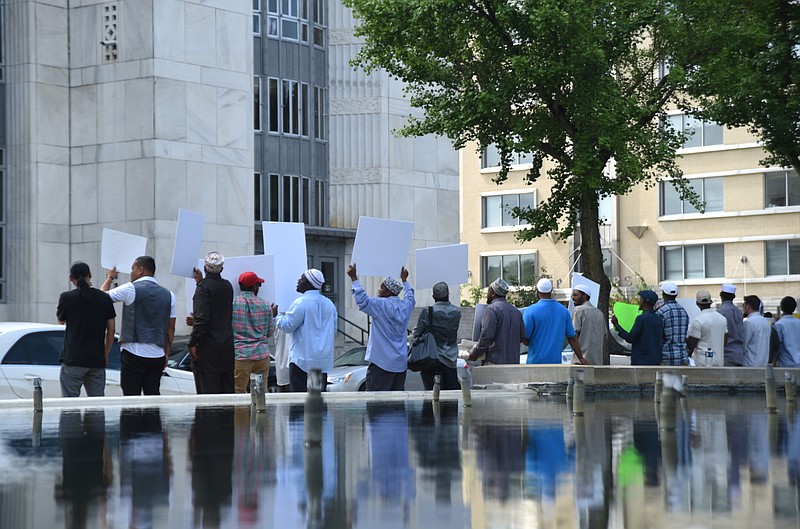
[775,314,800,368]
[275,290,338,373]
[352,279,415,373]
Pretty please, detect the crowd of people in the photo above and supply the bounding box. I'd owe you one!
[56,254,799,398]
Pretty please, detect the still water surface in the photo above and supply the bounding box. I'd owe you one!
[0,395,797,529]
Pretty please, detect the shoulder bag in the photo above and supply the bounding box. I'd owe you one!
[408,307,439,372]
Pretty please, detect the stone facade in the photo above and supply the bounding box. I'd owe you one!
[2,0,253,324]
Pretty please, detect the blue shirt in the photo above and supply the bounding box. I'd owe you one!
[775,314,800,368]
[352,279,415,373]
[615,309,664,365]
[275,290,338,373]
[524,299,575,364]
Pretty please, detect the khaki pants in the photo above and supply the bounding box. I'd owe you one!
[234,358,271,394]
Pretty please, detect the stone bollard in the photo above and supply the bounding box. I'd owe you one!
[458,363,472,407]
[32,377,43,413]
[573,369,585,416]
[785,373,796,404]
[659,372,677,431]
[304,369,324,448]
[680,375,689,398]
[765,365,778,413]
[250,373,258,407]
[253,373,267,413]
[654,371,663,403]
[566,376,574,400]
[432,374,441,402]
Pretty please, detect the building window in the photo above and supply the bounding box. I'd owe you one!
[314,86,326,140]
[0,148,5,301]
[312,0,325,47]
[764,170,800,208]
[481,253,536,287]
[666,113,723,149]
[661,244,724,280]
[481,144,535,169]
[660,177,723,215]
[766,240,800,276]
[482,193,534,228]
[254,173,261,221]
[268,78,279,133]
[253,76,262,131]
[259,174,317,224]
[315,180,326,226]
[253,0,261,35]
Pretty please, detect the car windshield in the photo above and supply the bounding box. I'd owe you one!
[333,347,366,367]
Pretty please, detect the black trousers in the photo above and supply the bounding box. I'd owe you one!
[121,350,163,396]
[289,363,327,392]
[366,363,407,391]
[420,363,460,391]
[194,370,235,394]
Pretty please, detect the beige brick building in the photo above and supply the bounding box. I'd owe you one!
[459,118,799,311]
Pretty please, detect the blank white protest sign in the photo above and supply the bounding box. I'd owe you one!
[262,221,307,309]
[185,255,276,314]
[101,228,147,272]
[571,272,601,307]
[170,209,205,278]
[351,216,414,277]
[415,244,469,290]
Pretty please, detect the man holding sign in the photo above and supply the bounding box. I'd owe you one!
[611,290,663,365]
[348,264,415,391]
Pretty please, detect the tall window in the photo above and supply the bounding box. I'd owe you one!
[764,170,800,208]
[254,172,261,221]
[253,76,261,131]
[312,0,325,47]
[766,240,800,276]
[315,180,326,226]
[268,78,279,132]
[314,86,326,140]
[257,174,317,224]
[481,253,537,287]
[482,193,534,228]
[267,0,278,36]
[270,79,309,136]
[252,0,261,35]
[660,177,723,215]
[481,144,535,169]
[661,244,724,280]
[666,113,723,148]
[0,148,5,301]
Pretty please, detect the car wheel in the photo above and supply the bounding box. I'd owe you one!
[358,383,366,391]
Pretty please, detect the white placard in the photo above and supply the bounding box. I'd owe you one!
[101,228,147,272]
[170,209,205,278]
[414,244,468,290]
[472,303,488,342]
[262,221,307,309]
[351,216,414,277]
[677,298,701,321]
[186,255,277,314]
[571,272,601,308]
[185,276,197,315]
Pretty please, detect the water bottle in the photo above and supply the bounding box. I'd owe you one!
[457,363,473,407]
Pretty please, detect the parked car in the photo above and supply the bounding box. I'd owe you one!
[0,322,196,399]
[327,345,466,392]
[167,342,278,392]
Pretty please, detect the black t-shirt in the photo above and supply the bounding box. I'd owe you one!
[57,288,116,368]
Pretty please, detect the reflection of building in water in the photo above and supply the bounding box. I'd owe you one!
[57,409,109,529]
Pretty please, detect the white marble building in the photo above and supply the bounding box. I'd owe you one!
[1,0,253,323]
[328,2,460,319]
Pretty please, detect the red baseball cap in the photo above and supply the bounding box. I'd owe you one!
[238,271,265,287]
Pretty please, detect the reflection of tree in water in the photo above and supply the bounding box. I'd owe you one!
[56,409,110,529]
[190,406,234,528]
[119,407,171,529]
[408,401,461,505]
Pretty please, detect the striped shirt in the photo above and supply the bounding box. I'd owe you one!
[655,300,689,366]
[232,291,275,362]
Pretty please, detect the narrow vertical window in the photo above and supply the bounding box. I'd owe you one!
[268,78,279,132]
[253,76,262,131]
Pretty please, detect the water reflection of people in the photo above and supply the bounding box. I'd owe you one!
[408,401,461,504]
[364,403,413,518]
[632,420,660,487]
[119,408,171,529]
[474,419,525,503]
[190,406,234,528]
[56,410,110,529]
[233,407,267,527]
[524,420,570,503]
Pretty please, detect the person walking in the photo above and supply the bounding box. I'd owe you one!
[57,262,116,397]
[655,281,690,366]
[468,278,528,365]
[272,269,337,392]
[611,290,663,366]
[349,264,415,391]
[189,251,235,394]
[103,256,176,395]
[232,271,275,393]
[411,282,462,390]
[741,295,771,367]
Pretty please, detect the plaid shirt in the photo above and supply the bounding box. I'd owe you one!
[656,300,689,365]
[232,291,275,361]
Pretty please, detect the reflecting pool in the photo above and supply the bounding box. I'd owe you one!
[0,395,798,528]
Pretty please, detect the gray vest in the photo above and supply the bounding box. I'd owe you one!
[120,280,171,346]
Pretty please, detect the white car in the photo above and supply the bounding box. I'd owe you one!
[0,322,196,399]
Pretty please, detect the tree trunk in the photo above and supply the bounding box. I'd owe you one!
[578,192,613,364]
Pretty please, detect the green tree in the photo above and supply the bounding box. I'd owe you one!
[686,0,800,175]
[343,0,713,317]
